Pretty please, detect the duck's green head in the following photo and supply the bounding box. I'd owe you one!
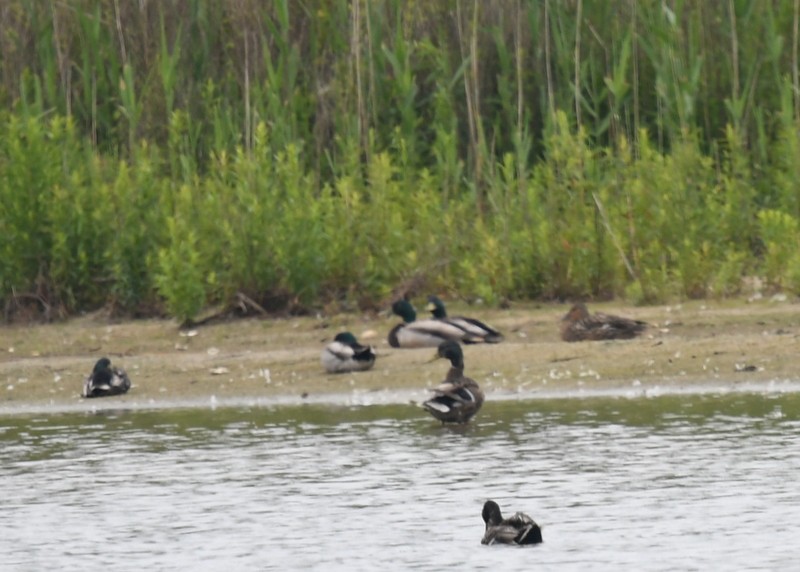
[434,340,464,367]
[482,500,503,526]
[93,357,112,373]
[333,332,358,346]
[426,295,447,319]
[391,299,417,323]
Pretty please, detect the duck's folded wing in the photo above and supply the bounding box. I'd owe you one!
[83,379,111,397]
[324,341,355,361]
[482,524,523,545]
[351,344,375,362]
[431,383,477,404]
[111,369,132,391]
[506,512,535,525]
[407,319,483,343]
[507,512,541,544]
[425,386,470,414]
[594,313,646,330]
[448,316,503,341]
[431,381,459,393]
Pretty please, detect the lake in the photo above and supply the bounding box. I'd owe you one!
[1,389,798,571]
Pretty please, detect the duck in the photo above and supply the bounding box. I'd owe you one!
[422,340,484,423]
[82,357,131,398]
[426,295,504,343]
[388,299,485,348]
[560,302,647,342]
[321,332,376,373]
[481,500,543,545]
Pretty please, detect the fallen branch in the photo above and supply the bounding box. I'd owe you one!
[235,291,269,316]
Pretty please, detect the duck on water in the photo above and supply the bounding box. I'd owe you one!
[481,500,543,546]
[421,340,484,424]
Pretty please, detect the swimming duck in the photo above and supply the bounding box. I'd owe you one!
[321,332,376,373]
[481,500,543,545]
[426,295,504,343]
[422,340,484,424]
[560,302,647,342]
[82,357,131,398]
[388,299,484,348]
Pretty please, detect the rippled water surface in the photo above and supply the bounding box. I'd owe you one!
[2,391,799,571]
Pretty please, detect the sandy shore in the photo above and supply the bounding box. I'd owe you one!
[1,298,799,414]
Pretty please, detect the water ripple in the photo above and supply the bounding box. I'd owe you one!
[1,392,799,571]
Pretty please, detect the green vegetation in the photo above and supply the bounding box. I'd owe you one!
[2,1,800,322]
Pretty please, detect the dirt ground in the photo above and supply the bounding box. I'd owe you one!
[1,297,799,413]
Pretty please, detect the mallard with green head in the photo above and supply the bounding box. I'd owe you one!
[426,295,504,343]
[82,357,131,398]
[321,331,376,373]
[388,299,484,348]
[560,302,647,342]
[422,340,484,424]
[481,500,543,545]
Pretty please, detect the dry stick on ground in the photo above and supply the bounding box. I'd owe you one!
[235,292,269,317]
[180,291,269,329]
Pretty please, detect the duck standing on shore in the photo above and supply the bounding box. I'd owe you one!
[82,357,131,398]
[321,332,376,373]
[560,302,647,342]
[422,340,484,424]
[388,299,484,348]
[481,500,543,545]
[426,295,504,343]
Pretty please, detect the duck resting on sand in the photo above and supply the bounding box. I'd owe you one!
[388,299,485,348]
[481,500,543,545]
[560,302,647,342]
[321,332,376,373]
[82,357,131,398]
[426,295,504,343]
[421,340,484,424]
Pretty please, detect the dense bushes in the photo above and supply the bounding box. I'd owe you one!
[4,110,800,322]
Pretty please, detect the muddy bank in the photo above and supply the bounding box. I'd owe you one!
[1,299,799,414]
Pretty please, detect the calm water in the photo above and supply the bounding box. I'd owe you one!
[1,391,799,571]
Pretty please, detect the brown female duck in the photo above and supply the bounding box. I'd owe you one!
[560,302,647,342]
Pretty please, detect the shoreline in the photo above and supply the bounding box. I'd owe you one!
[2,298,799,416]
[1,378,799,418]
